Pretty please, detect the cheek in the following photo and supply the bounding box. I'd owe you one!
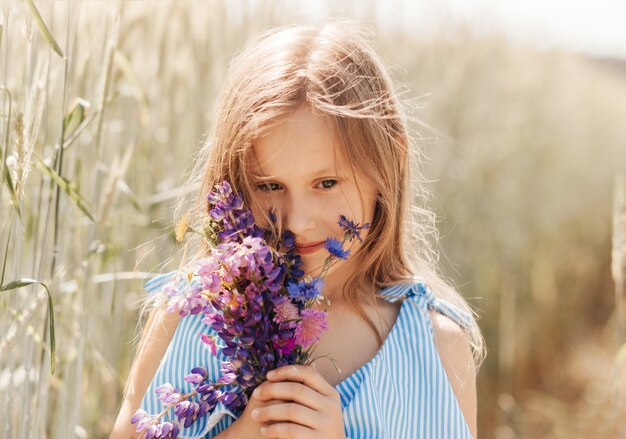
[341,190,377,225]
[250,195,290,231]
[249,196,273,227]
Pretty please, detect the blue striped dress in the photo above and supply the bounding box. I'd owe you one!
[140,271,476,438]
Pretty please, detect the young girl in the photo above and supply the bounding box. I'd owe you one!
[111,19,485,439]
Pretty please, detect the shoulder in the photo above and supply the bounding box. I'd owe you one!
[428,309,474,358]
[429,309,478,438]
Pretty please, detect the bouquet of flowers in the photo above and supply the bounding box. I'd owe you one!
[131,181,369,438]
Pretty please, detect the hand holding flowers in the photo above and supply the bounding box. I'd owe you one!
[251,365,346,439]
[131,181,368,438]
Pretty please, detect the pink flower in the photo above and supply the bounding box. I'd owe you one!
[295,309,328,349]
[273,301,299,323]
[201,334,218,356]
[273,337,296,355]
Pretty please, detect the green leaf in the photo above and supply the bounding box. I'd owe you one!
[1,278,56,374]
[0,279,37,291]
[2,153,23,220]
[62,98,90,139]
[23,0,64,58]
[34,156,95,221]
[62,92,119,152]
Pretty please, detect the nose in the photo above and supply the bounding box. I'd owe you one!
[282,193,317,238]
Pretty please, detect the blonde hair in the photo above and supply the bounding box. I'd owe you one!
[139,19,486,370]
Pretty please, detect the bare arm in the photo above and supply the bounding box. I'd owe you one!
[429,310,478,438]
[110,306,181,439]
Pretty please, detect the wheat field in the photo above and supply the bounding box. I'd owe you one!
[1,1,625,437]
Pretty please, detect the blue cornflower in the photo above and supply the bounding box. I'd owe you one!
[324,238,351,259]
[286,277,325,303]
[338,215,370,243]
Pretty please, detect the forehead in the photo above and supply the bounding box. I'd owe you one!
[249,105,345,178]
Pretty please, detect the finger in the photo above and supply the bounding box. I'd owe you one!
[260,422,316,439]
[251,402,321,430]
[266,365,337,399]
[252,381,326,410]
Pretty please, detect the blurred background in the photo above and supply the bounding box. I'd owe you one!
[1,0,625,437]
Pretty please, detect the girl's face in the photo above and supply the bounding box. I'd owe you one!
[248,104,378,279]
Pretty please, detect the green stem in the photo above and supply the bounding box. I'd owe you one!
[0,210,14,286]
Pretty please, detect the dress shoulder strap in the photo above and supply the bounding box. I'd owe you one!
[405,282,477,331]
[142,270,181,294]
[376,280,476,330]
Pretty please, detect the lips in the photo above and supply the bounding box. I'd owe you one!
[294,241,325,254]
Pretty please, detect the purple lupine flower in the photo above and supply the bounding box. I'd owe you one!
[184,373,206,385]
[163,275,211,317]
[174,400,191,417]
[206,181,263,242]
[190,367,207,378]
[221,390,246,412]
[144,424,158,439]
[154,383,175,401]
[134,416,152,433]
[164,392,182,405]
[130,409,148,425]
[178,401,200,428]
[324,238,351,260]
[281,230,296,250]
[160,422,177,438]
[218,372,237,384]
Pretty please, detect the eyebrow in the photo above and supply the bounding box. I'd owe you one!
[252,167,336,180]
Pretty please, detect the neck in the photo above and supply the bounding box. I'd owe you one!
[317,262,359,308]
